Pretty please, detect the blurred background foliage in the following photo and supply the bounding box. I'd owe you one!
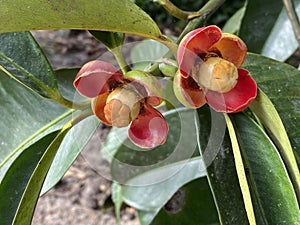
[133,0,245,31]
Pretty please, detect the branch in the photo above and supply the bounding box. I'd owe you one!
[177,0,226,44]
[282,0,300,46]
[154,0,200,20]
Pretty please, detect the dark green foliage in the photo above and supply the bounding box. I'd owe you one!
[134,0,245,30]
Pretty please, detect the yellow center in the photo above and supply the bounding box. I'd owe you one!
[104,87,141,128]
[197,57,238,93]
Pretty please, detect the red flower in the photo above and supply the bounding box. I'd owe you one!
[74,60,168,148]
[174,25,257,113]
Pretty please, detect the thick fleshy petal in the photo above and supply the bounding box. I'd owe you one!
[209,33,247,68]
[128,104,168,148]
[178,25,222,77]
[124,70,163,106]
[104,87,141,127]
[74,60,123,98]
[205,68,257,113]
[92,92,112,126]
[173,70,206,108]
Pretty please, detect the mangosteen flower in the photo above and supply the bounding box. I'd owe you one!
[74,60,168,148]
[174,25,257,113]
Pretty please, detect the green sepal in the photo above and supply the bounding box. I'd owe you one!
[158,59,178,77]
[89,30,125,50]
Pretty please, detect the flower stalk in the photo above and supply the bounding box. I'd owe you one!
[53,95,91,111]
[110,47,131,74]
[155,0,200,20]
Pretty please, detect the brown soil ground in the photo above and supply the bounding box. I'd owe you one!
[31,30,139,225]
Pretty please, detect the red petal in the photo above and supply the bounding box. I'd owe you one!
[173,71,206,108]
[91,92,112,126]
[74,60,123,98]
[205,68,257,113]
[128,104,168,148]
[178,25,222,77]
[209,33,247,68]
[146,96,162,106]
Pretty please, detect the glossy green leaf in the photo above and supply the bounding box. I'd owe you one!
[149,178,219,225]
[239,0,283,53]
[101,126,128,163]
[0,130,60,225]
[261,1,300,61]
[41,116,99,195]
[138,211,158,225]
[110,112,206,223]
[118,157,214,225]
[222,6,246,34]
[54,67,89,110]
[111,182,123,223]
[0,0,162,40]
[243,53,300,158]
[130,39,169,70]
[55,68,81,101]
[196,105,249,225]
[111,108,198,184]
[224,114,256,224]
[89,31,125,50]
[249,89,300,201]
[0,70,69,178]
[121,157,206,211]
[0,32,60,99]
[12,123,72,225]
[231,113,300,224]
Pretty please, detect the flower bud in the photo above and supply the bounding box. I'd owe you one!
[125,70,163,106]
[158,59,178,77]
[104,87,141,128]
[197,57,238,93]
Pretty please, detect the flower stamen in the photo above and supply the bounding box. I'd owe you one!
[104,87,141,128]
[198,57,238,93]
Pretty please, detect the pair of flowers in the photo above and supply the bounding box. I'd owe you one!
[74,25,257,148]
